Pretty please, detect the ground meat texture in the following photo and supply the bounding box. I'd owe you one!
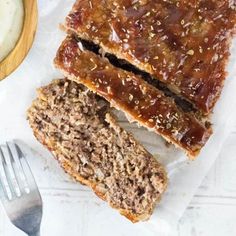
[27,79,168,222]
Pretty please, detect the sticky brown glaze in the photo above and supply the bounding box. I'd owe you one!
[54,36,212,158]
[65,0,236,114]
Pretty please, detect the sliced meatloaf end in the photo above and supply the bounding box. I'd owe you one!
[27,79,168,222]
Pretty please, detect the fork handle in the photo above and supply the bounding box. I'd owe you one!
[28,231,40,236]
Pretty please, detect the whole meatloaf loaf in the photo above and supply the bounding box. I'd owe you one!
[27,79,168,222]
[65,0,236,114]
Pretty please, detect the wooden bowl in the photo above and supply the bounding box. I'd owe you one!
[0,0,38,81]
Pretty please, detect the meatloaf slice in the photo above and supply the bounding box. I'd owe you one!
[54,35,212,158]
[27,79,168,222]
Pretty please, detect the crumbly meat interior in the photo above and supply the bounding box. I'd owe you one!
[27,79,167,222]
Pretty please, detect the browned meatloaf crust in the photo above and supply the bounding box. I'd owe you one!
[65,0,236,114]
[54,36,212,159]
[27,79,168,222]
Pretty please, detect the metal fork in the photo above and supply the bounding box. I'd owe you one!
[0,142,42,236]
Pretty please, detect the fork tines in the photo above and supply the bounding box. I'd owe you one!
[0,142,36,200]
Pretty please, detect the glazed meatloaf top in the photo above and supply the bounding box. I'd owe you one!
[54,35,212,158]
[65,0,236,114]
[27,79,168,222]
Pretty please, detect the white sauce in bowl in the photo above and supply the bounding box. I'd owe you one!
[0,0,24,62]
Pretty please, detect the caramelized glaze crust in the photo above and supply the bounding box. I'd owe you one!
[54,36,212,158]
[65,0,236,113]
